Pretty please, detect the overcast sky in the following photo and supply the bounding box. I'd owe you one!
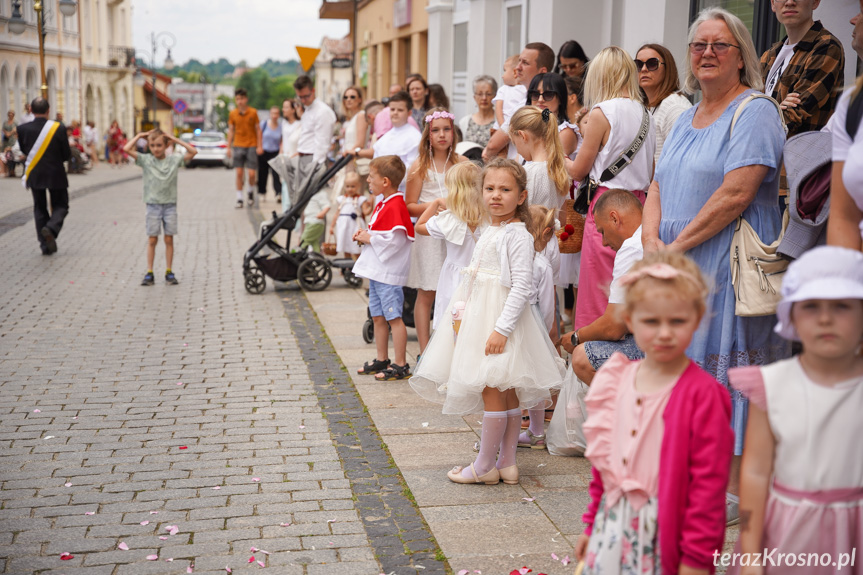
[131,0,350,66]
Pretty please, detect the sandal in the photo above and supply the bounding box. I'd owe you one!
[375,363,411,381]
[357,358,390,375]
[518,429,547,449]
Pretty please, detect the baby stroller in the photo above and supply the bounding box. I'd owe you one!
[242,154,352,294]
[361,287,431,343]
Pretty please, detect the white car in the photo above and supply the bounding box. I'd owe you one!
[186,132,230,168]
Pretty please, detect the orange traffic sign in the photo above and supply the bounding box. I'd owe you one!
[296,47,321,72]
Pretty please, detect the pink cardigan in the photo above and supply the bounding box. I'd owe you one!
[581,359,733,575]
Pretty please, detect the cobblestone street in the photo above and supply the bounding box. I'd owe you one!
[0,166,443,575]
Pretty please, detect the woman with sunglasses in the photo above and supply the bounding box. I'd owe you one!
[635,43,691,165]
[554,40,589,79]
[340,86,367,167]
[527,73,577,157]
[642,9,789,529]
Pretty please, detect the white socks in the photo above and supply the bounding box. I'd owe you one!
[464,411,508,478]
[496,408,522,470]
[236,190,244,201]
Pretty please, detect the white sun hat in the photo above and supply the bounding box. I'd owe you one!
[774,245,863,341]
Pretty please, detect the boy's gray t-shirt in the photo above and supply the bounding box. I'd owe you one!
[137,152,185,204]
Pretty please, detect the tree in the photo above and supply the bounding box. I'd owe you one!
[268,76,297,108]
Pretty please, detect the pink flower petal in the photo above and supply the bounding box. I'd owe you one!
[212,486,221,490]
[72,416,78,419]
[259,550,270,556]
[226,567,232,573]
[60,552,74,560]
[522,497,535,502]
[183,343,188,347]
[561,556,571,566]
[118,542,129,551]
[179,446,188,450]
[250,547,258,553]
[257,561,265,567]
[252,477,260,482]
[165,558,173,562]
[187,566,194,573]
[169,527,179,536]
[165,525,176,532]
[248,556,255,563]
[176,382,184,386]
[279,522,291,527]
[159,536,168,540]
[69,281,74,284]
[64,482,72,487]
[458,571,469,575]
[327,519,336,523]
[298,425,305,429]
[140,520,149,526]
[150,511,158,514]
[33,409,41,413]
[146,555,159,561]
[551,553,559,561]
[85,511,95,515]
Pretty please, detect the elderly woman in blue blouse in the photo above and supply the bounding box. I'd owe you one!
[641,7,790,521]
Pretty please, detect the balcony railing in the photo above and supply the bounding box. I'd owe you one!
[108,46,136,67]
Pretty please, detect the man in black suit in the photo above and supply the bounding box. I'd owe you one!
[17,97,71,255]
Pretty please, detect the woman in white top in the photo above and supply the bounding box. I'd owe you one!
[635,43,692,165]
[827,76,863,250]
[458,75,497,149]
[280,99,302,157]
[340,85,368,166]
[565,46,656,331]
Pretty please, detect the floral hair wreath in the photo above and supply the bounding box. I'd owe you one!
[425,110,455,124]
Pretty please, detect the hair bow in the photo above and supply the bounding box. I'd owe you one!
[541,108,551,123]
[425,110,455,123]
[618,263,700,288]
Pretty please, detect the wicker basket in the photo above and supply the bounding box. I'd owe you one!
[557,198,585,253]
[321,234,338,256]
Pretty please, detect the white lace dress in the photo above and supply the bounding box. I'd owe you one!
[334,195,368,254]
[425,211,482,330]
[410,222,566,415]
[406,169,448,291]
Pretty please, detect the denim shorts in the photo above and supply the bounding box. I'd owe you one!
[146,203,178,236]
[232,147,257,169]
[584,334,644,370]
[368,280,404,321]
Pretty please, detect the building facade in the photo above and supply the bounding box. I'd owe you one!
[429,0,861,120]
[79,0,135,140]
[0,0,82,122]
[315,35,355,115]
[134,66,172,134]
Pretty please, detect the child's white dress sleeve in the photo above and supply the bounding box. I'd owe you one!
[533,254,555,333]
[494,226,534,337]
[427,211,467,245]
[368,229,410,264]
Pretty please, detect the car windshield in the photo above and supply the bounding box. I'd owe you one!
[192,135,223,143]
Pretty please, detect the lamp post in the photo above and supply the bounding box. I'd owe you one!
[8,0,79,100]
[137,31,176,129]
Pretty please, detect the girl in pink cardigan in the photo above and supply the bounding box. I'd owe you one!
[574,251,733,575]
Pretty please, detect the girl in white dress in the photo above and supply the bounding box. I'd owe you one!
[328,172,369,259]
[405,108,464,355]
[414,162,485,330]
[730,246,863,575]
[410,158,566,485]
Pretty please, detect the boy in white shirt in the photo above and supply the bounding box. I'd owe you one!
[352,156,415,381]
[358,92,420,195]
[492,55,527,160]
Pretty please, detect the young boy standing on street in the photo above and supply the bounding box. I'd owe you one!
[124,129,197,286]
[356,92,420,197]
[227,88,264,208]
[352,156,415,381]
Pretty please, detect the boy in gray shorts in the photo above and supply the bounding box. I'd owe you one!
[124,129,197,285]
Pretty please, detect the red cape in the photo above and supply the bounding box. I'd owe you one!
[368,195,415,240]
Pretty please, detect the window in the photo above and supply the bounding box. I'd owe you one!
[505,4,524,62]
[453,22,468,73]
[691,0,782,54]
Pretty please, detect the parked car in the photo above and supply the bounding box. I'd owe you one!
[186,132,230,168]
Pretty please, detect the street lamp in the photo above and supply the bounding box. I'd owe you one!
[137,31,176,129]
[8,0,78,100]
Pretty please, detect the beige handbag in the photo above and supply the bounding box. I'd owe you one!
[728,93,788,317]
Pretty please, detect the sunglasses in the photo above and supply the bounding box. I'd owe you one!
[528,90,558,102]
[689,42,740,55]
[634,58,663,72]
[343,94,358,100]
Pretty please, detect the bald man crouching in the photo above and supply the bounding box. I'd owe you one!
[561,189,645,384]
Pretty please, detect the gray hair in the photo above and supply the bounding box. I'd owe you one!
[472,75,498,95]
[683,7,764,95]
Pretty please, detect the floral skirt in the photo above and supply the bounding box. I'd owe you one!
[584,495,661,575]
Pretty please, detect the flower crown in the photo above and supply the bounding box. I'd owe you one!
[425,110,455,124]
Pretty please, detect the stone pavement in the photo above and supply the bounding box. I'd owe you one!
[0,166,443,575]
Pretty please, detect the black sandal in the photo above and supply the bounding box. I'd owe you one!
[375,363,411,381]
[357,358,390,375]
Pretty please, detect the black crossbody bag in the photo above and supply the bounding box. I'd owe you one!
[573,105,650,215]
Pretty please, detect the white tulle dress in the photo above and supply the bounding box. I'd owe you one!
[410,222,566,415]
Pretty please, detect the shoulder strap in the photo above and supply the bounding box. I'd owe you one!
[599,105,650,183]
[846,89,863,140]
[730,93,786,138]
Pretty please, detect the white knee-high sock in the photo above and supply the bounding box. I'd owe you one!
[464,411,508,478]
[528,408,545,436]
[497,407,522,469]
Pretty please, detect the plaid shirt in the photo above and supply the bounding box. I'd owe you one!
[760,21,845,138]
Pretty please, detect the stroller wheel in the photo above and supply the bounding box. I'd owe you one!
[244,267,266,294]
[297,257,332,292]
[362,318,375,344]
[344,268,363,288]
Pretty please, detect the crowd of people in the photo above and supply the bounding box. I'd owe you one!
[216,2,861,573]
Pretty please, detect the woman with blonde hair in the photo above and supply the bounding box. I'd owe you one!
[566,46,656,332]
[641,8,788,524]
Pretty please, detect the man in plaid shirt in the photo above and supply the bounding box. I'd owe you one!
[760,0,844,138]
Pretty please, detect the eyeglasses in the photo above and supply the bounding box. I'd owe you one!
[474,92,494,99]
[528,90,558,102]
[689,42,740,55]
[343,94,358,100]
[634,58,664,71]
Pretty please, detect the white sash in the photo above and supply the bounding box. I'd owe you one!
[22,119,58,189]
